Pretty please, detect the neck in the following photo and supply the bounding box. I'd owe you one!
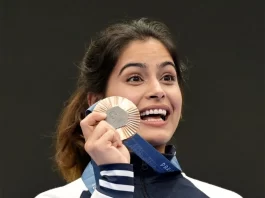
[154,144,166,153]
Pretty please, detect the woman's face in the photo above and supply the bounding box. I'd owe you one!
[105,38,182,152]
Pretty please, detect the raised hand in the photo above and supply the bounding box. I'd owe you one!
[80,112,130,165]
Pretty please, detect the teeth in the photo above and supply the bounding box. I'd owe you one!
[143,117,163,121]
[140,108,167,116]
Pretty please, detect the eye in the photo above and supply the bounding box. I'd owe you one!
[126,75,143,82]
[161,74,176,82]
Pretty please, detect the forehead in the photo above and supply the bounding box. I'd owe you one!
[114,38,173,70]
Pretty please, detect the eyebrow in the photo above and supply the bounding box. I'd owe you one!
[118,61,175,76]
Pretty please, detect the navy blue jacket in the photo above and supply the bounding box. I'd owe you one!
[36,148,242,198]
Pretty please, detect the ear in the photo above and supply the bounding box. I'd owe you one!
[87,93,103,106]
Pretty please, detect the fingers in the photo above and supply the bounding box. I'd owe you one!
[88,120,116,142]
[81,111,129,165]
[84,129,122,155]
[81,111,107,126]
[97,129,122,147]
[81,111,118,142]
[80,112,107,140]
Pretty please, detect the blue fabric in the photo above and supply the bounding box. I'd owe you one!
[82,102,209,197]
[81,160,96,193]
[124,133,181,173]
[81,147,181,194]
[81,150,210,198]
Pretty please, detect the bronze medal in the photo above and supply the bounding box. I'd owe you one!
[93,96,140,140]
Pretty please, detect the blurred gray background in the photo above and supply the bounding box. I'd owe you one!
[1,0,264,198]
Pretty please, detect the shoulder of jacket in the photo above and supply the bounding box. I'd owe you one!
[182,173,243,198]
[35,178,88,198]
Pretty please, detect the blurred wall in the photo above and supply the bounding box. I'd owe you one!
[1,1,264,198]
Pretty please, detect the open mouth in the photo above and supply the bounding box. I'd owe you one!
[140,109,169,121]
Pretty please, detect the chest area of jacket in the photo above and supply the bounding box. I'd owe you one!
[133,176,209,198]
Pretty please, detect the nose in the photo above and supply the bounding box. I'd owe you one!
[146,80,166,100]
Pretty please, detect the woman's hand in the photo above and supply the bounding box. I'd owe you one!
[80,112,130,165]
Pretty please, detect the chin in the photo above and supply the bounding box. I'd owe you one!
[138,131,172,147]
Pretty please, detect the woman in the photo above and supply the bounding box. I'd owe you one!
[36,18,242,198]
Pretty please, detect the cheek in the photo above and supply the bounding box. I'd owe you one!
[126,95,142,106]
[168,87,182,109]
[118,92,142,106]
[174,96,182,110]
[106,84,142,105]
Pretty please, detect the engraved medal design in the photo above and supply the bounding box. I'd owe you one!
[93,96,140,140]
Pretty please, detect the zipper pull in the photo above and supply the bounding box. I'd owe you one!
[141,161,148,171]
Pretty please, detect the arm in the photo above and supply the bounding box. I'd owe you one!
[91,164,134,198]
[80,112,133,198]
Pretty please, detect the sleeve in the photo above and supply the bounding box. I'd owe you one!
[91,163,134,198]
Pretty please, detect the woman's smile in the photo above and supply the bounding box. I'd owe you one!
[105,38,182,150]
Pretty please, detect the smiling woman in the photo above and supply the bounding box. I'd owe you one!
[35,18,242,198]
[105,39,182,151]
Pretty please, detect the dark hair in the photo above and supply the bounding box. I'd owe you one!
[55,18,186,182]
